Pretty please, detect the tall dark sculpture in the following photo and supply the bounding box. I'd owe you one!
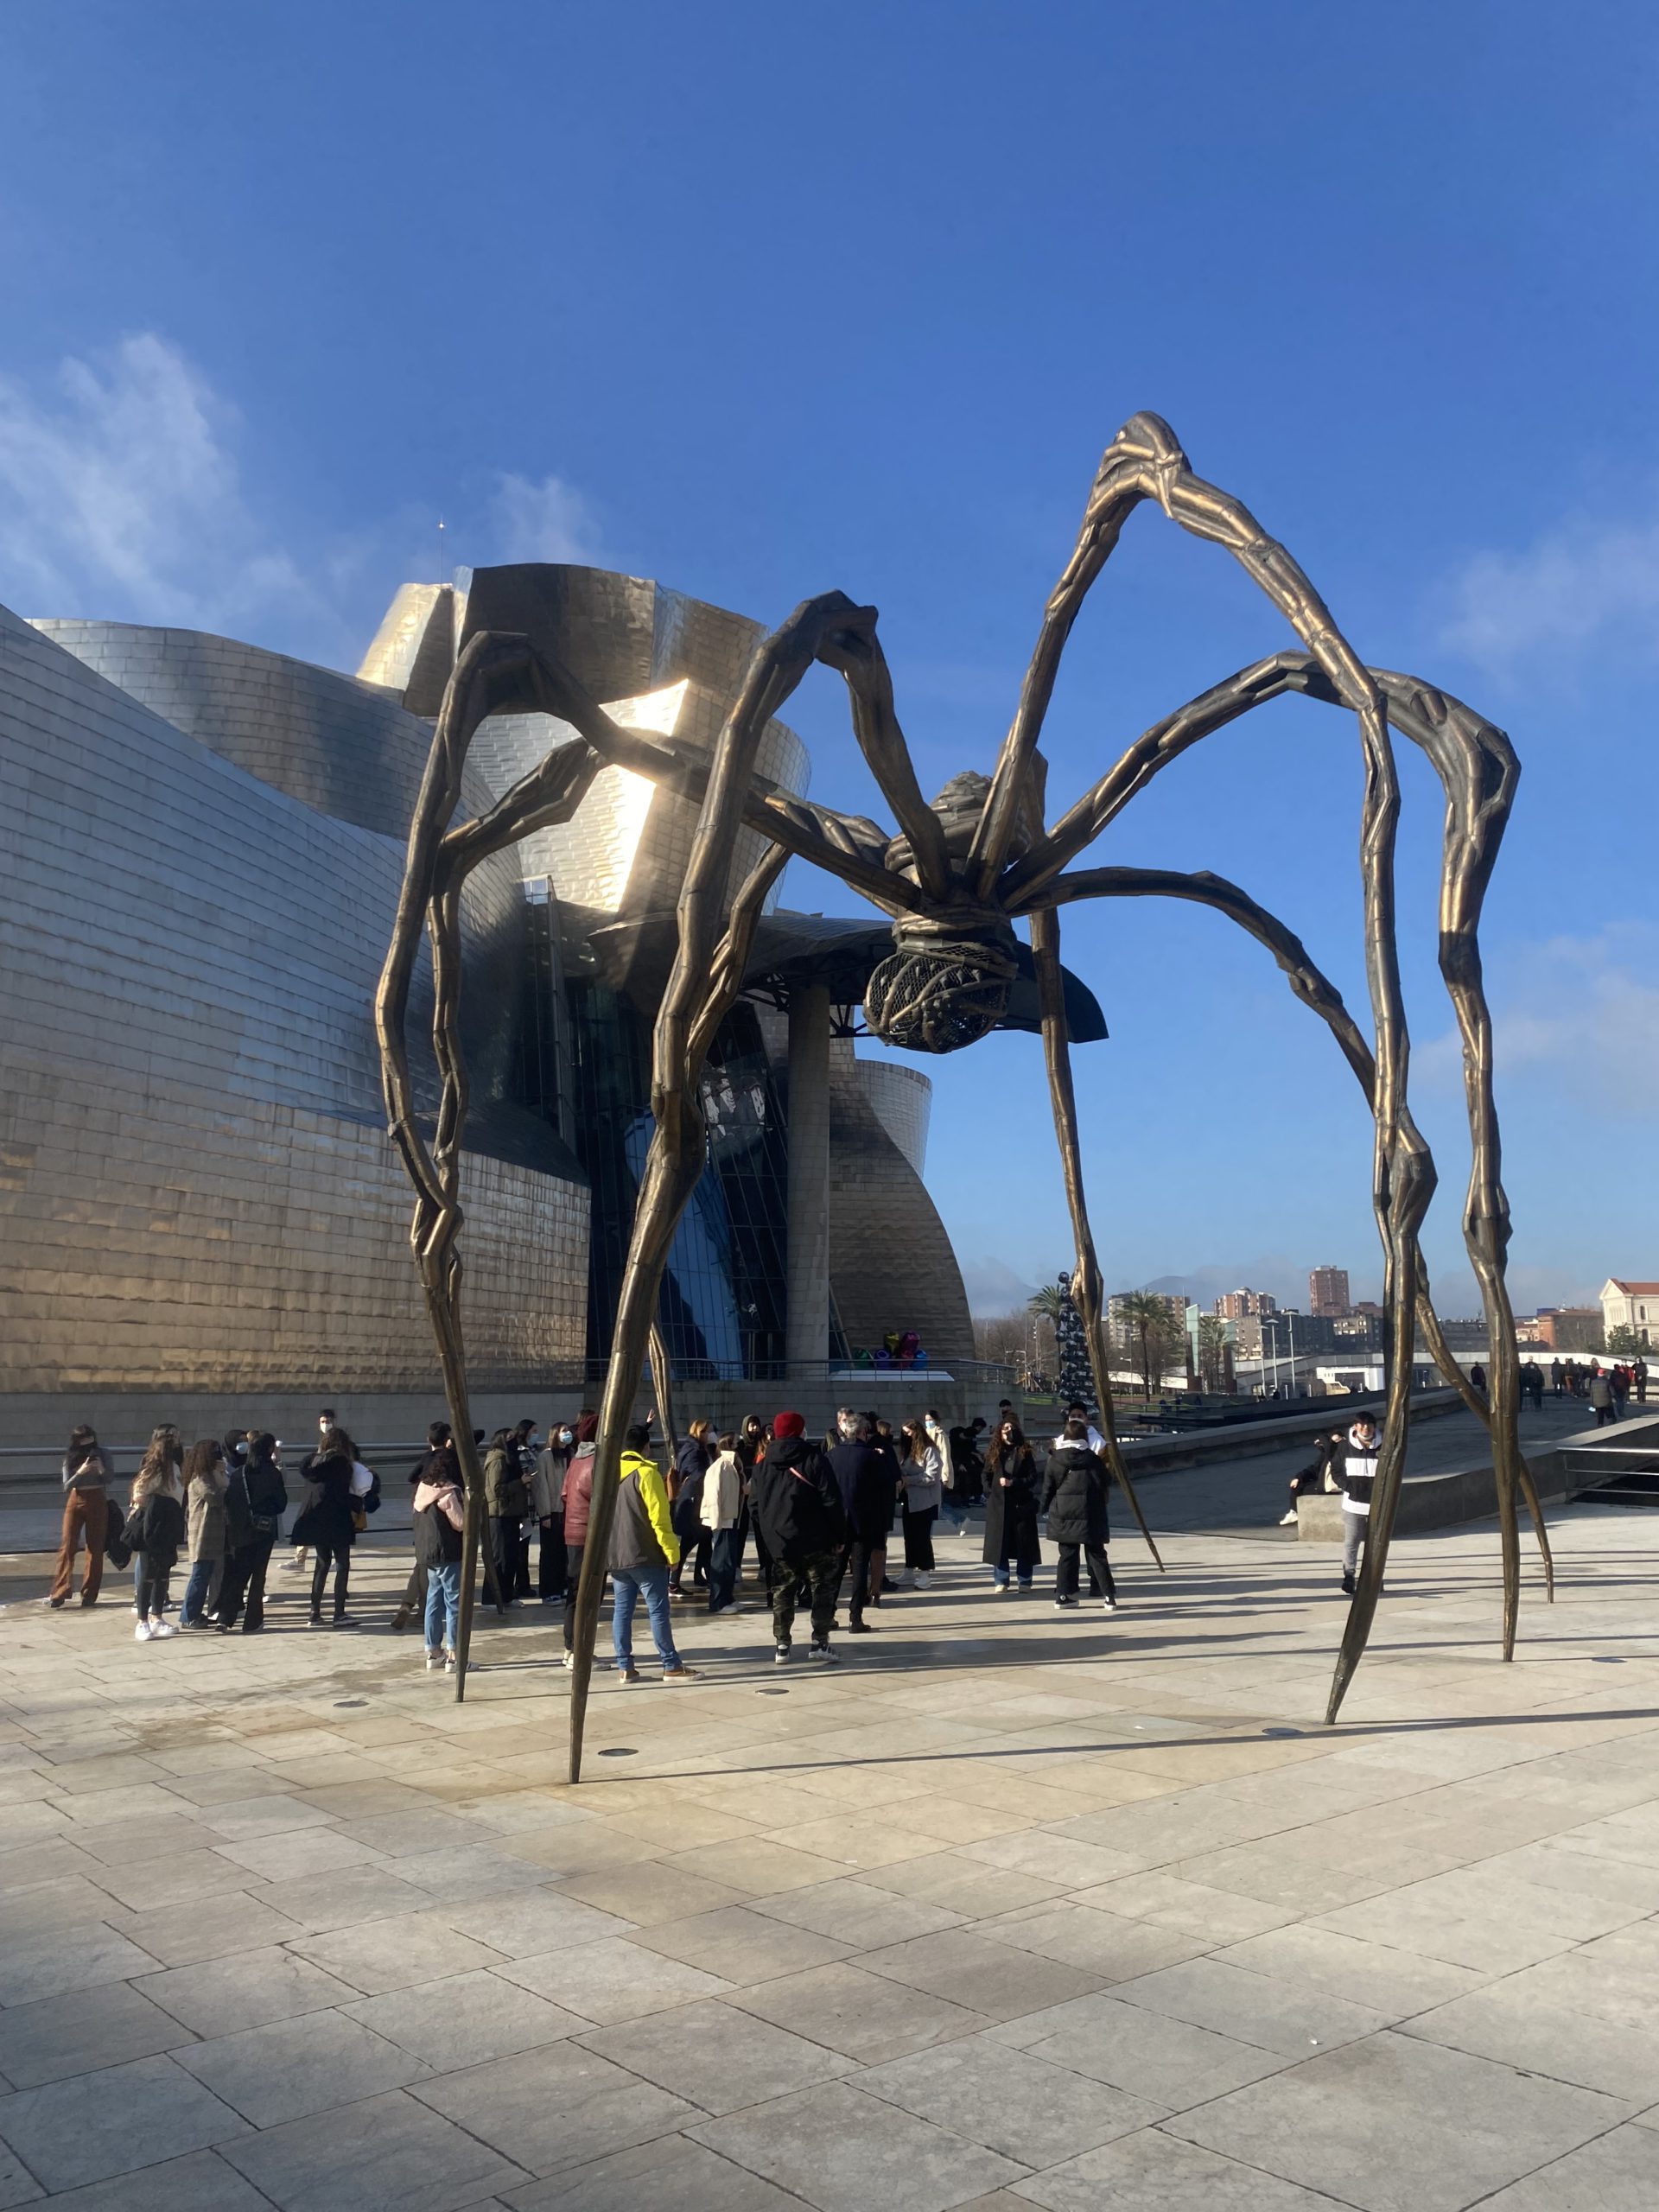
[377,414,1548,1773]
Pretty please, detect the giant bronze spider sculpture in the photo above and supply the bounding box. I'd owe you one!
[378,413,1551,1779]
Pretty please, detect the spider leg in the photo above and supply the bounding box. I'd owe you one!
[1028,862,1553,1618]
[1027,906,1163,1571]
[966,423,1417,1722]
[1012,651,1535,1695]
[376,636,602,1691]
[564,838,787,1779]
[569,589,889,1779]
[969,416,1391,901]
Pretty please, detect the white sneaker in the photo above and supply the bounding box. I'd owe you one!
[134,1619,153,1642]
[424,1650,444,1671]
[990,1582,1007,1595]
[1278,1510,1299,1527]
[1103,1598,1118,1612]
[149,1619,178,1640]
[562,1651,576,1671]
[913,1573,931,1591]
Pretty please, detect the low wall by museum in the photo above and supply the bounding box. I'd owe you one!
[1296,1409,1659,1539]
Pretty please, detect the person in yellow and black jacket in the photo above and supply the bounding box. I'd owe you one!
[607,1423,698,1687]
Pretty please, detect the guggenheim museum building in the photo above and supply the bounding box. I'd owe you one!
[0,565,1102,1419]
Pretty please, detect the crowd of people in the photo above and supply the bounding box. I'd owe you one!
[40,1399,1127,1677]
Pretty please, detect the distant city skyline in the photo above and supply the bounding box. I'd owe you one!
[958,1250,1624,1323]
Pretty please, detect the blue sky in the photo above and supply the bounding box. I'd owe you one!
[3,0,1655,1316]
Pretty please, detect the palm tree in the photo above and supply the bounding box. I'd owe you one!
[1116,1289,1182,1401]
[1027,1283,1067,1327]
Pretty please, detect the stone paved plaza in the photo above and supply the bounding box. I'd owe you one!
[1,1486,1657,2211]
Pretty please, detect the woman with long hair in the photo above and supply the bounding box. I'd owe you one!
[898,1417,944,1589]
[125,1427,184,1641]
[737,1413,769,1588]
[982,1415,1042,1592]
[177,1439,230,1628]
[484,1426,531,1605]
[289,1425,361,1627]
[45,1422,113,1610]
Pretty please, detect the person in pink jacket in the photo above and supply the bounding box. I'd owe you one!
[559,1412,598,1672]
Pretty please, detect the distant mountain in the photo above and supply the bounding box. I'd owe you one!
[961,1255,1045,1315]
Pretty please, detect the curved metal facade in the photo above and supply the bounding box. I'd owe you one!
[1,604,587,1394]
[3,564,974,1402]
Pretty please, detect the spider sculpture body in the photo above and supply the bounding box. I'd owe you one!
[378,413,1551,1778]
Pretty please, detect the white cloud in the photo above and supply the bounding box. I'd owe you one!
[1414,923,1659,1116]
[0,333,326,642]
[487,471,599,565]
[1440,497,1659,676]
[0,334,601,667]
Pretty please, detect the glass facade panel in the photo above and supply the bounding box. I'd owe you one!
[549,982,794,1377]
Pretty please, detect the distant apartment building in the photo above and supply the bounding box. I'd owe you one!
[1108,1290,1189,1333]
[1536,1308,1605,1354]
[1308,1266,1351,1318]
[1215,1287,1277,1319]
[1601,1280,1659,1347]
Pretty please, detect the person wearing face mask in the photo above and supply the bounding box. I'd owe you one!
[534,1420,574,1606]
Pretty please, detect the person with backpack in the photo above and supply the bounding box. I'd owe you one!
[216,1433,288,1633]
[412,1440,466,1672]
[608,1423,696,1685]
[289,1425,362,1628]
[391,1421,454,1631]
[750,1410,848,1663]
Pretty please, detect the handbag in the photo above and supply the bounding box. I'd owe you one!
[238,1470,280,1540]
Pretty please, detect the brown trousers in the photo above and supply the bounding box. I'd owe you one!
[50,1488,107,1604]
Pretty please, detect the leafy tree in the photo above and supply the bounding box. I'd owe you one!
[1116,1288,1185,1400]
[1196,1313,1230,1393]
[1606,1324,1643,1358]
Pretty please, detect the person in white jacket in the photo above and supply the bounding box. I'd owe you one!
[700,1439,745,1614]
[899,1419,944,1588]
[926,1411,965,1535]
[1337,1415,1381,1596]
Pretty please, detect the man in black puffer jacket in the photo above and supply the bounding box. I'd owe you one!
[751,1411,848,1664]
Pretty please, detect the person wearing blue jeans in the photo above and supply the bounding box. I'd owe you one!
[609,1423,696,1686]
[611,1564,683,1675]
[411,1446,467,1673]
[424,1560,461,1662]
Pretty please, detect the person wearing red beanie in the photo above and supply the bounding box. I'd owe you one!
[749,1411,847,1662]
